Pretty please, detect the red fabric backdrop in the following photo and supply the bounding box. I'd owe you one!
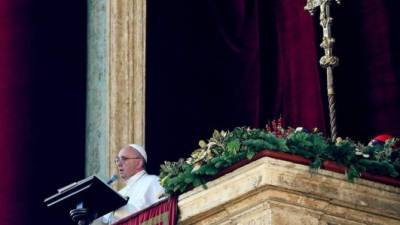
[206,0,400,136]
[1,1,86,225]
[146,0,400,169]
[0,1,30,224]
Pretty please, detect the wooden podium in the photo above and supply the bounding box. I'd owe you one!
[44,176,128,225]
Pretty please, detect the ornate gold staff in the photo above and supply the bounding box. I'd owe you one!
[305,0,340,140]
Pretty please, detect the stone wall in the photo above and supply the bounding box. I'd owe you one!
[178,157,400,225]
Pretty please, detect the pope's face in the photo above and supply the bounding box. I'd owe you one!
[115,146,143,180]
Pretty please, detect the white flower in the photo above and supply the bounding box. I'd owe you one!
[355,151,363,156]
[221,131,227,137]
[335,137,343,144]
[191,162,202,172]
[186,158,194,164]
[207,142,216,150]
[295,127,304,132]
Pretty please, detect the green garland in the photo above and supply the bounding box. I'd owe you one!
[160,126,400,195]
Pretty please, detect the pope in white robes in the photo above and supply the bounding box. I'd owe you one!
[102,144,165,224]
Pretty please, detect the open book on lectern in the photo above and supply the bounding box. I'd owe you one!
[44,175,128,221]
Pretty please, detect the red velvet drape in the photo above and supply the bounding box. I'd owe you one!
[1,1,86,225]
[207,0,400,140]
[146,0,400,168]
[336,0,400,139]
[0,1,30,225]
[210,0,326,130]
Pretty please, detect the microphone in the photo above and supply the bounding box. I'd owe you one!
[106,174,119,185]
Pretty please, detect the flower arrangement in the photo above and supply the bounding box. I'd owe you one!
[160,119,400,195]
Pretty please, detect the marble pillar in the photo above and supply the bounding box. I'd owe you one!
[86,0,146,182]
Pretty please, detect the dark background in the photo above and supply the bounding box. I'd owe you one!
[1,0,86,225]
[26,1,87,225]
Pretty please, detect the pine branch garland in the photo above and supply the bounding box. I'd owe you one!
[160,123,400,195]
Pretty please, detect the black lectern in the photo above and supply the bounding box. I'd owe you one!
[44,176,128,225]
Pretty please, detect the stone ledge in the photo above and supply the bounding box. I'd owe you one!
[178,157,400,225]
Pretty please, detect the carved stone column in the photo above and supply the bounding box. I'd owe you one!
[86,0,146,180]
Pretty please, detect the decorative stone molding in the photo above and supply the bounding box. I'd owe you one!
[108,0,146,177]
[178,157,400,225]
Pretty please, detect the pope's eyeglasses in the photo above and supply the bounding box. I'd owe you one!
[114,156,141,164]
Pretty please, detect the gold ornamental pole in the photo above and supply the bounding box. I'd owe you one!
[305,0,340,140]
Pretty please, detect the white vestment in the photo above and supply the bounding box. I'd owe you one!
[102,171,165,224]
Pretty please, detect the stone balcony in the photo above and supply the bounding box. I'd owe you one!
[178,156,400,225]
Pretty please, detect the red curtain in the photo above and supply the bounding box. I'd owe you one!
[0,1,30,225]
[206,0,400,140]
[0,1,86,225]
[319,0,400,140]
[146,0,400,168]
[209,0,326,130]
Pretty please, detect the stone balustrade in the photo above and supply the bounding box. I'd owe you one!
[178,157,400,225]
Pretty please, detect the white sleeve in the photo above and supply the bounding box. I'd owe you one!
[144,177,165,204]
[101,212,111,224]
[127,195,146,212]
[113,201,140,220]
[131,177,165,210]
[112,176,166,220]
